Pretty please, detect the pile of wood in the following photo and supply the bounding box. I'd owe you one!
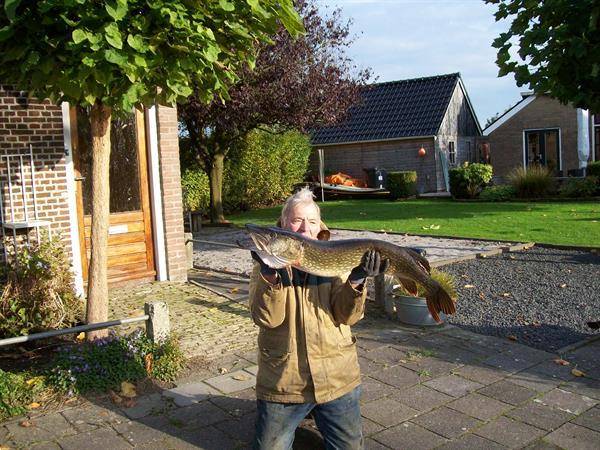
[324,172,367,188]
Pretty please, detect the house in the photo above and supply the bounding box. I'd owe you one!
[0,85,187,296]
[309,73,482,193]
[482,93,598,180]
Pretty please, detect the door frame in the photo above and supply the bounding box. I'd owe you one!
[70,107,156,285]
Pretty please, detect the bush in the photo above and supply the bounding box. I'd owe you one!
[387,171,417,199]
[181,168,210,213]
[224,129,312,211]
[508,165,557,198]
[586,161,600,178]
[0,234,82,338]
[0,369,47,421]
[559,176,599,198]
[180,129,312,214]
[479,185,516,202]
[449,163,493,199]
[47,329,184,395]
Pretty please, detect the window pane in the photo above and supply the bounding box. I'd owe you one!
[76,108,141,215]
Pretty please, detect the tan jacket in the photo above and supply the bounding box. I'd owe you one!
[249,262,368,404]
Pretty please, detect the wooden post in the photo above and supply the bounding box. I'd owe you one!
[184,232,193,269]
[374,273,385,308]
[145,301,170,343]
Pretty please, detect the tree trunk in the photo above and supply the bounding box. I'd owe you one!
[86,103,112,340]
[208,151,225,223]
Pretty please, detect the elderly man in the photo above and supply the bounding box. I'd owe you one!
[249,187,388,450]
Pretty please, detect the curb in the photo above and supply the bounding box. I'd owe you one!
[555,333,600,355]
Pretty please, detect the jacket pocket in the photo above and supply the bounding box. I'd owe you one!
[258,333,291,368]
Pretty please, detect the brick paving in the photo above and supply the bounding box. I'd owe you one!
[2,231,600,449]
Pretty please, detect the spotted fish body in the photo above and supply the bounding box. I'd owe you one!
[242,224,456,322]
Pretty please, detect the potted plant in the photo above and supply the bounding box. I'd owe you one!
[384,269,457,326]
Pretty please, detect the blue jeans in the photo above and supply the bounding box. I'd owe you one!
[253,385,363,450]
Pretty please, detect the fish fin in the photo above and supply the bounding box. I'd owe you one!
[398,278,419,296]
[426,286,456,323]
[255,252,290,269]
[406,248,431,273]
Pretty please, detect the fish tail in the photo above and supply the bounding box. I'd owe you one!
[426,287,456,323]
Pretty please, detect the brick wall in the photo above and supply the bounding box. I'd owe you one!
[310,137,438,193]
[486,96,579,180]
[156,104,187,282]
[0,85,72,261]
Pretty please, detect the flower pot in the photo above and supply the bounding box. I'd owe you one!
[392,294,446,326]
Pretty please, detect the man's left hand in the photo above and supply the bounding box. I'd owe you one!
[348,249,390,286]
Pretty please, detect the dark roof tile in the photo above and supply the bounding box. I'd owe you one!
[311,73,460,145]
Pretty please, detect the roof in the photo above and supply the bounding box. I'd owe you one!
[311,73,469,146]
[482,94,537,135]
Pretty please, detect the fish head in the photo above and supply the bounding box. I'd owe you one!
[245,224,304,267]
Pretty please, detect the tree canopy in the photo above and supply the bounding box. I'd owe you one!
[0,0,304,114]
[179,0,371,222]
[0,0,303,337]
[487,0,600,112]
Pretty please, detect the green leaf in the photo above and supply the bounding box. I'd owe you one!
[104,49,128,67]
[4,0,21,22]
[0,25,15,42]
[203,44,220,62]
[219,0,235,12]
[127,34,148,52]
[106,0,128,21]
[104,23,123,49]
[72,29,89,44]
[277,3,304,38]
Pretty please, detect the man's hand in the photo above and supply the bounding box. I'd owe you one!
[251,251,279,284]
[348,249,390,286]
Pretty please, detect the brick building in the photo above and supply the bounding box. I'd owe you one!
[310,73,482,193]
[0,86,187,296]
[482,93,597,181]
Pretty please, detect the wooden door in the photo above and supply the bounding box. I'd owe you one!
[71,107,156,285]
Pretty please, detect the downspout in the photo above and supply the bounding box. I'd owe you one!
[577,108,590,172]
[146,105,167,281]
[61,102,84,297]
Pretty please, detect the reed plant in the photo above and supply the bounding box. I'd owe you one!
[508,165,556,198]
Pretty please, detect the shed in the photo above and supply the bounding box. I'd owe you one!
[310,73,482,193]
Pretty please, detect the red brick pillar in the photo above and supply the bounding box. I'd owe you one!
[156,104,187,281]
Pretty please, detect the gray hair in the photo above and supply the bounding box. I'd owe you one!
[280,186,320,227]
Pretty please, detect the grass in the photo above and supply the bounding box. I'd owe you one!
[228,198,600,247]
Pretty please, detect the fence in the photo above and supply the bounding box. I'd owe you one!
[0,301,170,348]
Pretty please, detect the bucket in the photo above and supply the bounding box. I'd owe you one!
[392,295,446,326]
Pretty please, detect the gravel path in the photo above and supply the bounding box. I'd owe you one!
[443,246,600,353]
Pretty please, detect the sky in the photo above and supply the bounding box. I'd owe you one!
[324,0,525,128]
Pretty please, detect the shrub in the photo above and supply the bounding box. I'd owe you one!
[0,234,82,338]
[387,171,417,199]
[181,168,210,213]
[449,163,493,199]
[508,165,557,198]
[0,369,48,421]
[479,185,516,202]
[47,329,184,395]
[559,176,598,198]
[179,129,311,214]
[586,161,600,178]
[224,129,312,211]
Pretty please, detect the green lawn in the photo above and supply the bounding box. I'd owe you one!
[228,198,600,247]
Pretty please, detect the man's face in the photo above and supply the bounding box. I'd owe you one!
[284,203,321,239]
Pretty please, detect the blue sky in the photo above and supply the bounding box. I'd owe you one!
[326,0,525,128]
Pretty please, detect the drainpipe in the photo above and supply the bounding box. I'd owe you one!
[577,108,590,173]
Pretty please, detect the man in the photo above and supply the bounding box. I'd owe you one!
[249,187,388,450]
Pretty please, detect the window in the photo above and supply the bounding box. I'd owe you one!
[466,141,472,162]
[524,129,560,173]
[448,141,456,165]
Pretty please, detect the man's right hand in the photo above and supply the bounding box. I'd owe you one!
[251,251,279,283]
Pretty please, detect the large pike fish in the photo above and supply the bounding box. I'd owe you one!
[241,224,456,322]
